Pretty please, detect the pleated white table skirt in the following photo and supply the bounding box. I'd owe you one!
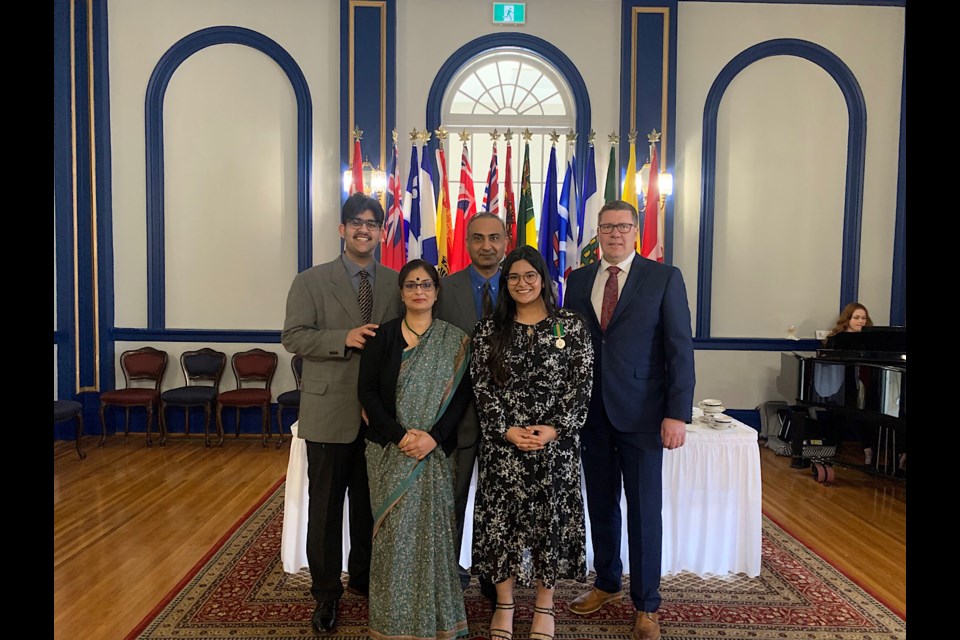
[281,411,762,578]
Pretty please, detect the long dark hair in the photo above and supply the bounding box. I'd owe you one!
[486,246,557,385]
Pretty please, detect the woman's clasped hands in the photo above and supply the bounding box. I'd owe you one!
[398,429,437,460]
[505,425,557,451]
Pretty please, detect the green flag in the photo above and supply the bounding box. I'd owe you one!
[516,141,537,249]
[604,144,619,203]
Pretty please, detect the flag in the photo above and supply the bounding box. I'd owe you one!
[558,154,577,302]
[640,140,664,262]
[435,143,453,276]
[503,140,517,252]
[538,143,560,295]
[516,140,536,249]
[350,137,363,194]
[621,137,639,251]
[482,141,500,216]
[381,140,407,270]
[578,143,601,266]
[402,145,421,260]
[419,141,438,267]
[603,143,618,203]
[452,143,477,272]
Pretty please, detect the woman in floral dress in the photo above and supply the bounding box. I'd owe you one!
[470,246,594,640]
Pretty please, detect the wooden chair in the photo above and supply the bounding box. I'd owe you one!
[99,347,169,447]
[54,400,86,460]
[159,348,227,447]
[216,349,278,447]
[274,355,303,449]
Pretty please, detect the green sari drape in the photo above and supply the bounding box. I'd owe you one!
[365,319,470,640]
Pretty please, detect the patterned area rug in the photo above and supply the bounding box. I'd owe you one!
[127,481,905,639]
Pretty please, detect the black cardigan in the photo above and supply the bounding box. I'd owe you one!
[358,317,473,456]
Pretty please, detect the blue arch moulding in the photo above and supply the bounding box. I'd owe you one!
[340,0,395,205]
[143,26,313,330]
[425,33,592,186]
[620,0,678,265]
[889,47,906,327]
[696,38,867,340]
[54,0,115,434]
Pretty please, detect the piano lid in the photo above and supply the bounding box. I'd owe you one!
[820,326,907,365]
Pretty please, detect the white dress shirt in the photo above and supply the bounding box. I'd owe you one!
[590,252,636,321]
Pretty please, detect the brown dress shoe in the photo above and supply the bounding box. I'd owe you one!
[568,586,623,615]
[632,611,660,640]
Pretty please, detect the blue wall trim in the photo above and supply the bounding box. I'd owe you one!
[620,1,679,264]
[693,338,820,351]
[54,0,75,399]
[890,49,906,326]
[425,33,592,180]
[113,328,281,343]
[696,38,867,338]
[145,26,313,328]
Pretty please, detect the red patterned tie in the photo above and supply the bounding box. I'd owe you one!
[600,265,621,332]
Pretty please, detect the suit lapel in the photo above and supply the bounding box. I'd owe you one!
[329,260,364,326]
[371,263,397,323]
[449,270,478,327]
[577,262,602,331]
[607,253,651,329]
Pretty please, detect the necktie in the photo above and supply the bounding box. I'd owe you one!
[358,270,373,324]
[481,281,493,318]
[599,265,621,332]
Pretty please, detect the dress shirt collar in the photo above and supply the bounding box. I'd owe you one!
[599,251,636,277]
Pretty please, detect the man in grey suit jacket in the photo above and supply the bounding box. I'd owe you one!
[281,192,401,634]
[434,212,506,595]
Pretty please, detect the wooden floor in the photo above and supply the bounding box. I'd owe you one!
[52,434,906,639]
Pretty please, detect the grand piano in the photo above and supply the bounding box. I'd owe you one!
[776,326,906,475]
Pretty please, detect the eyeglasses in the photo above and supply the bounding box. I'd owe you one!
[506,271,540,285]
[402,281,435,291]
[598,222,636,234]
[346,218,381,230]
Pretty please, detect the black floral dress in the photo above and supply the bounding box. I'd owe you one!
[469,309,594,587]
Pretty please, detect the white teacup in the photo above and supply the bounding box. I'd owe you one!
[711,414,733,429]
[698,399,723,410]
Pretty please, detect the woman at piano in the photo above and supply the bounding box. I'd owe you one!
[824,302,873,343]
[822,303,905,472]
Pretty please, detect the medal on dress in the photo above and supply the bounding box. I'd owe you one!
[553,321,566,349]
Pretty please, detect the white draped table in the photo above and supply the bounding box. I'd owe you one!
[281,410,761,578]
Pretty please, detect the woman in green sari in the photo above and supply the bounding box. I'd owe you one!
[359,259,473,640]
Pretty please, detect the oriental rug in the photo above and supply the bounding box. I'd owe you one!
[127,481,905,640]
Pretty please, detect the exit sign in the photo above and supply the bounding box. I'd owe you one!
[493,3,526,25]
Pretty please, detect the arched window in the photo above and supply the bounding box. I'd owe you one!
[441,48,576,217]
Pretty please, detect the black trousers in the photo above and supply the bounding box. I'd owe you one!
[305,431,372,602]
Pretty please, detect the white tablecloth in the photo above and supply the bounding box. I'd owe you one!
[281,411,761,577]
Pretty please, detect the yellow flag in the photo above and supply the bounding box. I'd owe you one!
[621,139,640,252]
[435,147,453,276]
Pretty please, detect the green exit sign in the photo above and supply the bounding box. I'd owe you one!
[493,3,526,25]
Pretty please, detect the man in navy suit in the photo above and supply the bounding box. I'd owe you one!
[563,200,695,640]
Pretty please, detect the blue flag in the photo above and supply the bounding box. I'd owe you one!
[538,144,560,294]
[402,145,422,260]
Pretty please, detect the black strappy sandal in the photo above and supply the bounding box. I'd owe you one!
[490,601,515,640]
[529,605,555,640]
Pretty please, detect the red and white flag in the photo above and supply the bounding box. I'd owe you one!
[640,142,663,262]
[452,143,477,272]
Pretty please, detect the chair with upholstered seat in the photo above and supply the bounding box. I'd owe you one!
[99,346,169,447]
[274,355,303,449]
[216,348,278,447]
[54,400,86,460]
[159,348,227,447]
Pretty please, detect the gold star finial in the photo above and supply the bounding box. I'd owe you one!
[565,129,578,145]
[608,132,619,145]
[647,129,662,144]
[352,126,363,141]
[588,129,597,145]
[503,128,514,143]
[521,128,534,142]
[392,128,398,144]
[627,129,638,144]
[489,129,501,142]
[435,126,448,142]
[548,130,561,145]
[458,129,471,143]
[417,129,432,145]
[408,127,419,142]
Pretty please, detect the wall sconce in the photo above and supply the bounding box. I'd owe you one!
[636,163,673,200]
[342,157,387,195]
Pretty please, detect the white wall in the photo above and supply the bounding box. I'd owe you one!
[108,0,341,329]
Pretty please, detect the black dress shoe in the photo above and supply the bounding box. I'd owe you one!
[311,599,337,633]
[479,575,497,603]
